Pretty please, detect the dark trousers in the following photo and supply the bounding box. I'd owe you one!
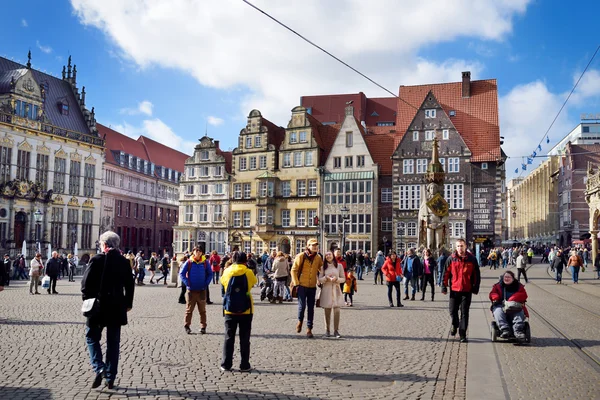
[221,314,253,370]
[86,325,121,383]
[344,293,353,303]
[421,274,435,299]
[156,269,169,283]
[179,285,187,303]
[449,291,472,337]
[297,286,317,329]
[387,281,401,306]
[517,268,528,283]
[374,268,383,284]
[48,275,58,293]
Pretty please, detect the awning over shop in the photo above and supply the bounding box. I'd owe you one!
[324,171,375,181]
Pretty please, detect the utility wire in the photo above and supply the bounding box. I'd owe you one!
[241,0,419,110]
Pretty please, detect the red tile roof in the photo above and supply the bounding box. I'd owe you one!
[216,147,233,174]
[397,79,501,162]
[138,136,190,173]
[364,133,401,176]
[260,117,286,149]
[365,97,397,126]
[301,93,367,124]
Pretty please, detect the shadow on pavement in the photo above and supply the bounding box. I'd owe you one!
[0,318,85,326]
[0,387,53,398]
[525,337,600,348]
[103,387,317,399]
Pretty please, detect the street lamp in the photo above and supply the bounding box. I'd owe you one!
[34,209,42,254]
[383,236,387,257]
[340,206,350,252]
[247,229,253,254]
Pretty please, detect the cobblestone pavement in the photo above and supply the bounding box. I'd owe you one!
[474,261,600,400]
[0,274,465,400]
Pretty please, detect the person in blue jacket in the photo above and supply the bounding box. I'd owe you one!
[179,246,213,334]
[402,248,423,301]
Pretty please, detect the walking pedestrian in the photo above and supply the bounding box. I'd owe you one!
[135,252,145,285]
[156,253,170,285]
[148,252,158,284]
[45,251,61,294]
[29,253,43,294]
[209,250,221,284]
[82,231,135,389]
[13,255,27,280]
[516,250,528,284]
[551,249,565,284]
[318,251,345,338]
[436,250,448,286]
[364,253,372,276]
[60,254,69,280]
[442,239,481,343]
[334,249,347,292]
[68,254,77,282]
[291,238,323,338]
[219,251,256,372]
[343,270,358,306]
[179,247,212,334]
[271,251,289,304]
[402,248,423,301]
[421,248,436,301]
[3,254,11,287]
[373,251,385,285]
[355,250,365,280]
[178,255,189,304]
[567,250,582,284]
[594,253,600,279]
[381,250,404,307]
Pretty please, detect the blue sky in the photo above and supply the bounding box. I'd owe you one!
[1,0,600,178]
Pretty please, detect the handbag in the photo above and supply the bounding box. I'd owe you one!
[290,254,307,299]
[81,253,108,318]
[41,275,50,289]
[502,300,523,313]
[315,285,322,308]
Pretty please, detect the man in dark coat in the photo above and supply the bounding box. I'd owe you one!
[3,254,11,287]
[45,251,62,294]
[82,231,135,389]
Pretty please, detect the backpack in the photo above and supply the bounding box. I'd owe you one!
[223,273,251,313]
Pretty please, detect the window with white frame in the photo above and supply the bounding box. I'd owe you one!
[255,241,263,255]
[258,181,267,197]
[308,209,317,227]
[403,159,414,174]
[214,204,222,221]
[294,152,302,167]
[234,184,241,199]
[381,217,392,232]
[269,241,277,251]
[297,180,306,196]
[396,242,406,253]
[259,155,267,169]
[296,239,306,256]
[425,109,436,118]
[243,183,251,199]
[323,181,372,205]
[186,185,194,195]
[215,183,223,194]
[185,205,193,222]
[187,167,195,177]
[243,241,251,254]
[407,222,417,236]
[201,150,209,160]
[448,157,460,173]
[305,151,313,166]
[381,187,393,203]
[199,205,208,222]
[454,222,465,238]
[417,159,428,173]
[299,131,307,143]
[346,132,353,147]
[290,132,297,144]
[482,162,488,170]
[215,165,223,176]
[283,153,291,167]
[249,156,257,170]
[425,130,435,140]
[281,181,291,197]
[345,156,353,168]
[443,129,449,140]
[281,210,290,227]
[296,210,306,227]
[200,184,208,195]
[200,166,209,176]
[255,135,262,148]
[413,131,419,141]
[267,209,273,224]
[399,185,421,209]
[334,157,341,168]
[444,184,464,209]
[233,212,241,227]
[258,209,266,224]
[396,222,406,236]
[308,180,317,196]
[243,211,250,227]
[246,137,252,149]
[357,155,365,167]
[239,157,247,171]
[440,158,445,171]
[324,214,338,234]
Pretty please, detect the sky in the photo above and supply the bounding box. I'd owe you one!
[1,0,599,179]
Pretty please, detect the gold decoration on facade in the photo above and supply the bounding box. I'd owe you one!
[84,154,96,164]
[68,196,80,206]
[82,199,94,208]
[53,195,64,205]
[54,147,67,158]
[36,142,51,155]
[0,133,14,147]
[70,151,82,161]
[17,139,33,151]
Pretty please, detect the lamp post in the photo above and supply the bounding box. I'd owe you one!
[511,196,517,241]
[34,209,42,254]
[340,206,350,252]
[247,229,253,254]
[383,236,387,257]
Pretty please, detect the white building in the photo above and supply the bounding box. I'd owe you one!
[548,120,600,155]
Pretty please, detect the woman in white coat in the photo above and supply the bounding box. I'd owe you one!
[318,251,346,338]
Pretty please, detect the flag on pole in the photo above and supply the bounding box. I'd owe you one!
[522,164,527,171]
[532,151,537,157]
[538,144,542,151]
[514,168,518,174]
[527,157,533,164]
[546,136,550,144]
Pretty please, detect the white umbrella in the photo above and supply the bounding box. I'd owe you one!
[47,243,52,261]
[22,240,27,259]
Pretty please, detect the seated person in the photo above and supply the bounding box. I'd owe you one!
[489,271,528,340]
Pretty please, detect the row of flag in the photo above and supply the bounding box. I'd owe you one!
[514,136,551,174]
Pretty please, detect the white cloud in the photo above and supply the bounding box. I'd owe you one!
[36,40,52,54]
[21,19,28,27]
[111,118,194,153]
[570,69,600,106]
[207,116,224,126]
[119,100,153,116]
[70,0,531,125]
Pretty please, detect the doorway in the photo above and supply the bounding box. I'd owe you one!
[14,211,26,247]
[279,237,291,254]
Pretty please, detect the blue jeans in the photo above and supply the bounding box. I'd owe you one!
[570,266,580,283]
[137,268,145,283]
[492,306,525,334]
[502,259,508,268]
[297,286,316,329]
[404,275,417,296]
[555,268,563,282]
[436,267,444,286]
[356,264,363,280]
[86,325,121,383]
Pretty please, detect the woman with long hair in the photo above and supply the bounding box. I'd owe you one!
[381,251,404,307]
[318,251,345,338]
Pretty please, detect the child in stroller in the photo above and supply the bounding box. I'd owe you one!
[489,270,531,343]
[260,274,274,302]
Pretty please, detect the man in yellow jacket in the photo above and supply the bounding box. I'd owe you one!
[290,238,323,338]
[220,251,257,372]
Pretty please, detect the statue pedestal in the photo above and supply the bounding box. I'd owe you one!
[170,259,180,285]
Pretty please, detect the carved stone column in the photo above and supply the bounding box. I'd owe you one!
[591,230,598,266]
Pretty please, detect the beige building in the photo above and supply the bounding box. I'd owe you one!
[509,156,560,245]
[585,163,600,262]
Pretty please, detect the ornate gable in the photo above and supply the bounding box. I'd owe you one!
[70,150,82,162]
[36,142,51,155]
[54,147,67,158]
[17,139,33,151]
[0,133,14,147]
[84,154,96,164]
[67,196,79,207]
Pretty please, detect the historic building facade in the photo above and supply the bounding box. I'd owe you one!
[98,124,188,256]
[0,55,103,261]
[509,157,560,246]
[173,136,231,254]
[322,104,379,254]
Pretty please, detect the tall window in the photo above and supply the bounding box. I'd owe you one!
[215,183,223,194]
[259,155,267,169]
[239,157,247,171]
[308,180,317,196]
[294,152,302,167]
[448,158,460,173]
[50,207,63,248]
[16,149,30,180]
[243,211,250,227]
[444,184,464,209]
[213,204,222,221]
[381,188,393,203]
[141,205,146,219]
[246,137,252,149]
[307,209,317,227]
[82,210,93,250]
[200,166,209,177]
[84,163,95,197]
[356,155,365,167]
[297,180,306,197]
[133,204,138,219]
[69,160,81,195]
[345,156,353,168]
[407,222,417,236]
[35,154,49,191]
[346,132,353,147]
[399,185,421,210]
[0,146,11,184]
[215,165,223,176]
[199,205,208,222]
[283,153,291,167]
[125,202,130,218]
[233,211,241,227]
[305,151,313,166]
[116,200,122,217]
[290,132,297,144]
[299,131,307,143]
[281,181,291,197]
[66,208,78,250]
[403,159,414,174]
[381,217,392,232]
[185,205,193,222]
[255,135,262,148]
[417,159,427,174]
[425,130,435,140]
[243,183,251,199]
[249,156,257,170]
[281,210,290,227]
[296,239,306,256]
[296,210,306,227]
[443,129,449,140]
[234,184,241,199]
[334,157,341,168]
[258,209,266,224]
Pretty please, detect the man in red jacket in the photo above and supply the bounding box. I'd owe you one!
[442,239,481,342]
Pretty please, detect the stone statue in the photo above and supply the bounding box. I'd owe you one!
[417,137,449,257]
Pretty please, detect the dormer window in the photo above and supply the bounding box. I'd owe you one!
[58,100,69,116]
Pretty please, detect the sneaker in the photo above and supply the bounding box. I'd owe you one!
[389,303,394,307]
[106,381,115,390]
[220,366,231,372]
[500,330,511,339]
[91,370,104,389]
[184,325,191,334]
[460,336,468,343]
[397,303,404,307]
[239,366,252,372]
[200,328,206,334]
[514,331,526,341]
[334,331,342,338]
[325,330,331,337]
[450,326,457,336]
